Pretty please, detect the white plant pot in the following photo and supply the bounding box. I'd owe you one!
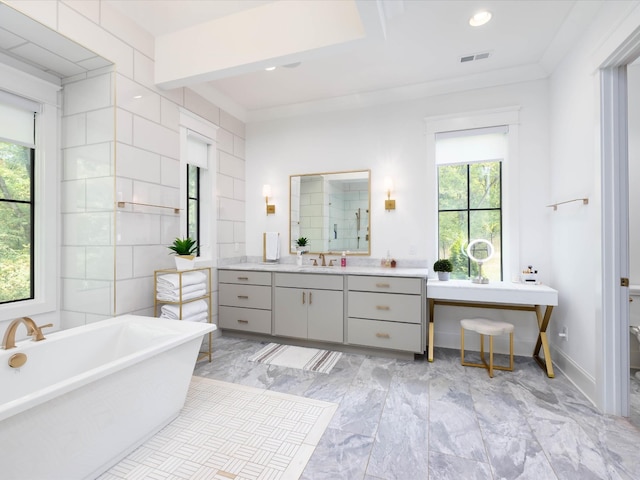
[174,255,195,271]
[437,271,450,281]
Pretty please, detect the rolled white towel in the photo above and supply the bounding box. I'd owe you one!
[156,288,206,302]
[161,311,209,323]
[160,299,208,319]
[157,271,207,290]
[156,282,205,295]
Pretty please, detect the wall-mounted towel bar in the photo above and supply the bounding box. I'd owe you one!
[116,201,180,214]
[546,198,589,211]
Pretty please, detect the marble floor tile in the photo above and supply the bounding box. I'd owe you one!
[366,379,430,479]
[188,335,640,480]
[429,376,488,462]
[428,451,492,480]
[482,431,557,479]
[298,427,374,480]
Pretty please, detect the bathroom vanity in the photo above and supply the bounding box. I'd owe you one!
[218,263,428,355]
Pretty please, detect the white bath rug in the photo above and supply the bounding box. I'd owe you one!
[100,377,338,480]
[249,343,342,374]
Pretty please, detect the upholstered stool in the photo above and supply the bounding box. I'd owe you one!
[460,318,514,377]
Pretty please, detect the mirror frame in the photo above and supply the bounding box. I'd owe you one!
[289,169,371,255]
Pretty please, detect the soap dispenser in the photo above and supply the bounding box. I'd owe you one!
[341,251,347,267]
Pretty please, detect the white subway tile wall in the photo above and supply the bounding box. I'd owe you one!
[7,0,245,327]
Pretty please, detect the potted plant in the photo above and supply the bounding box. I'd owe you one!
[295,237,309,253]
[169,237,198,270]
[433,258,453,281]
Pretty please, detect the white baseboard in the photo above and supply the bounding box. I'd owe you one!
[550,345,597,407]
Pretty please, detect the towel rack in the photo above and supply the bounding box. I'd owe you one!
[116,201,180,214]
[546,198,589,211]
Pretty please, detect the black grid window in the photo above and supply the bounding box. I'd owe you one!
[437,161,502,280]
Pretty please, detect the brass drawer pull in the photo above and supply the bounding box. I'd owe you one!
[309,292,312,304]
[376,283,390,288]
[237,276,249,281]
[376,305,390,311]
[302,291,306,304]
[376,332,390,339]
[237,295,249,299]
[237,319,248,324]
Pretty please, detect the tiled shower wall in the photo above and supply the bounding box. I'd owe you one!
[11,0,247,327]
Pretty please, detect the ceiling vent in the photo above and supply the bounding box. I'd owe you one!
[460,52,491,63]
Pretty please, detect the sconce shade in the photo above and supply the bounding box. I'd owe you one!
[384,176,395,211]
[383,176,393,192]
[263,184,275,214]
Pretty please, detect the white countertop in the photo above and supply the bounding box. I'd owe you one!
[427,279,558,306]
[218,262,429,279]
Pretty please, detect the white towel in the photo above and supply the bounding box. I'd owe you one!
[156,288,206,302]
[157,271,207,290]
[161,311,209,323]
[264,232,280,261]
[157,281,206,295]
[160,300,208,319]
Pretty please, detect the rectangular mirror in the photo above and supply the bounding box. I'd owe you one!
[290,170,370,255]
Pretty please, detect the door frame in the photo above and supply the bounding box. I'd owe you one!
[600,66,630,415]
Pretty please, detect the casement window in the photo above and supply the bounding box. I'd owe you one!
[0,97,35,303]
[180,110,217,261]
[436,126,507,281]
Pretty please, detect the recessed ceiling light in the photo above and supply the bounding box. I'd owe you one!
[133,95,143,99]
[469,11,492,27]
[265,66,276,71]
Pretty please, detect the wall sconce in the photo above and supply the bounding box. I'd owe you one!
[384,176,396,211]
[263,184,275,215]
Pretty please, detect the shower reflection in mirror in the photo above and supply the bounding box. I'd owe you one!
[290,170,370,255]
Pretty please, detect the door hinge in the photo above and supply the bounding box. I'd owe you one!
[621,277,629,287]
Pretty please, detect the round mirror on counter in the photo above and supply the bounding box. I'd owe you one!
[466,239,494,284]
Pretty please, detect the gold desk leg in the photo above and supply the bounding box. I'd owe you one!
[533,305,555,378]
[428,299,435,362]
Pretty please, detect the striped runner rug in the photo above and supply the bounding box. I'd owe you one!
[249,343,342,374]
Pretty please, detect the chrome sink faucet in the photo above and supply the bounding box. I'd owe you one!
[2,316,53,349]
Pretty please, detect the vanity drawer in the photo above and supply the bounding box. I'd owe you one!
[347,317,422,352]
[348,291,421,324]
[348,275,422,294]
[219,284,271,309]
[219,306,271,334]
[275,273,343,290]
[219,270,272,286]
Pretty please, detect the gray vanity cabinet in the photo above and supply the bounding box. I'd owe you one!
[218,270,272,334]
[274,273,344,343]
[347,275,424,352]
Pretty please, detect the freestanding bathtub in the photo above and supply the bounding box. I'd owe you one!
[0,314,215,480]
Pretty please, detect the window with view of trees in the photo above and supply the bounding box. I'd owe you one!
[187,164,200,255]
[0,141,34,303]
[436,126,507,281]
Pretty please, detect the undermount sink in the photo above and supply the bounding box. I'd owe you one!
[295,265,340,273]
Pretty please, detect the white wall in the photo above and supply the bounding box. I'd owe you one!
[246,79,551,354]
[547,1,640,404]
[4,0,247,334]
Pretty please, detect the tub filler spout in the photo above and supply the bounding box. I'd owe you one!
[2,317,52,349]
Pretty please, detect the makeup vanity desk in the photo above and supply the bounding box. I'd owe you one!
[427,279,559,377]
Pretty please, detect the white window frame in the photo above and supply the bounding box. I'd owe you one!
[0,63,60,321]
[426,107,520,279]
[179,109,218,263]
